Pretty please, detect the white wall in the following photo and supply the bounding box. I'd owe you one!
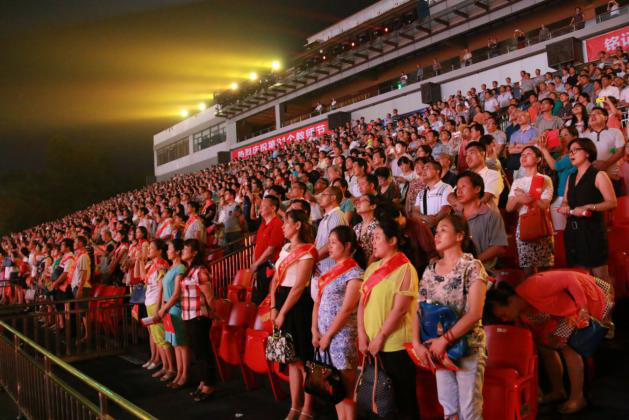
[351,90,427,122]
[154,141,228,178]
[441,52,552,97]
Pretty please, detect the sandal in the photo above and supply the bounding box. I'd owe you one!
[285,408,301,420]
[298,412,314,419]
[194,390,215,402]
[160,371,177,382]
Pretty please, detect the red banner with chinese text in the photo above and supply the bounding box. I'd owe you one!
[584,26,629,61]
[230,120,329,160]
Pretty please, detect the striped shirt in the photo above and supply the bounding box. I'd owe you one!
[315,207,348,275]
[181,267,210,320]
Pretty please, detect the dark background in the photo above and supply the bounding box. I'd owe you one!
[0,0,372,235]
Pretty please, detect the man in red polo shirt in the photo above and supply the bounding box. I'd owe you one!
[250,195,284,304]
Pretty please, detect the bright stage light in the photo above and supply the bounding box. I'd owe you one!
[198,102,206,111]
[271,60,281,71]
[249,72,258,81]
[180,109,189,118]
[230,82,238,90]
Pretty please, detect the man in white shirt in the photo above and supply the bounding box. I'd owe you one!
[449,141,503,210]
[485,116,507,157]
[484,91,500,113]
[314,187,348,280]
[413,161,453,228]
[598,75,620,100]
[584,107,626,189]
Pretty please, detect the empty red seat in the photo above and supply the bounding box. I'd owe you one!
[209,299,233,381]
[218,302,257,371]
[608,225,629,254]
[553,230,567,268]
[612,196,629,226]
[241,328,287,400]
[609,250,629,299]
[483,325,537,420]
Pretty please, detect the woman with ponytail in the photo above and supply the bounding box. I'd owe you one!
[357,217,420,420]
[311,225,365,420]
[412,214,488,420]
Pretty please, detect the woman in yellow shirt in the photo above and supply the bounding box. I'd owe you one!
[357,218,419,420]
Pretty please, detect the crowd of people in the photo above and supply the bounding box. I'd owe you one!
[1,45,628,419]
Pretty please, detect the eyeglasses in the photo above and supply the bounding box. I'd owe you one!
[569,148,584,155]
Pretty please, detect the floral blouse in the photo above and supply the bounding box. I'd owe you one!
[405,178,425,216]
[419,253,488,349]
[354,219,378,262]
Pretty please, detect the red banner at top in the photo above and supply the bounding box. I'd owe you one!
[584,26,629,61]
[231,120,329,160]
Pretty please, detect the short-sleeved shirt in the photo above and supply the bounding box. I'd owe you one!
[419,254,488,349]
[509,174,554,215]
[276,243,315,288]
[584,128,626,178]
[362,259,419,352]
[510,125,538,145]
[254,215,284,263]
[181,267,210,320]
[414,181,453,216]
[462,206,508,273]
[70,253,91,289]
[554,155,577,197]
[477,166,504,207]
[315,207,348,275]
[535,115,564,132]
[487,129,506,145]
[218,202,242,233]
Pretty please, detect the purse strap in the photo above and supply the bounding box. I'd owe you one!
[372,355,381,414]
[354,354,370,403]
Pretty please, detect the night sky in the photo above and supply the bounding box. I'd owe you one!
[0,0,372,235]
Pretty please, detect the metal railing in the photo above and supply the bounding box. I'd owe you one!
[0,319,156,420]
[1,294,143,362]
[208,240,255,298]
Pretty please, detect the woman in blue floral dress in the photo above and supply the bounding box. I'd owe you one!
[312,226,364,420]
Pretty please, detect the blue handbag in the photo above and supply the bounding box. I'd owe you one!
[568,318,608,357]
[130,284,146,304]
[420,301,468,361]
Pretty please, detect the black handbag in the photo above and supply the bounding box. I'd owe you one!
[305,349,345,405]
[568,318,608,357]
[354,355,395,418]
[129,284,146,304]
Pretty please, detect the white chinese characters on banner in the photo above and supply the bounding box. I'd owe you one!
[230,120,329,160]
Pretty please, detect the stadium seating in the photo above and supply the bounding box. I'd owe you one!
[483,325,538,420]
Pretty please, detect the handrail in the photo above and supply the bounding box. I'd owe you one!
[0,319,157,420]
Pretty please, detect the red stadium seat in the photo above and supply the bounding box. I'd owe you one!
[241,328,287,400]
[612,196,629,226]
[209,299,233,381]
[415,370,444,420]
[553,230,567,268]
[217,302,258,377]
[608,225,629,254]
[227,269,254,302]
[483,325,537,420]
[500,234,518,269]
[609,250,629,299]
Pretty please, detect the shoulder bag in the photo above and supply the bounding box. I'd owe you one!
[354,354,395,418]
[304,349,345,405]
[420,301,468,361]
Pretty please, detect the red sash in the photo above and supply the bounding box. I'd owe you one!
[529,175,545,201]
[146,258,168,284]
[260,244,318,328]
[362,252,410,305]
[184,215,200,237]
[275,244,318,289]
[317,258,359,302]
[156,219,173,239]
